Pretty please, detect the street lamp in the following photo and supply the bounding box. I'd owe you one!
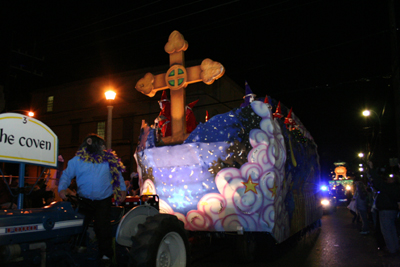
[105,90,116,150]
[358,152,364,158]
[3,110,34,117]
[362,110,370,117]
[362,109,381,132]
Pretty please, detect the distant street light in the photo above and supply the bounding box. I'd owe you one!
[362,110,370,117]
[358,152,364,158]
[105,90,116,150]
[3,110,34,117]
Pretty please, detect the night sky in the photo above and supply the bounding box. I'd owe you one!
[1,0,399,176]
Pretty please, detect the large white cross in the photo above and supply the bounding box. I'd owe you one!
[136,30,225,145]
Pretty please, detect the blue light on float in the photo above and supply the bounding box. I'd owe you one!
[320,185,328,191]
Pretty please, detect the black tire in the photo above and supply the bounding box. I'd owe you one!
[236,233,256,262]
[129,214,190,267]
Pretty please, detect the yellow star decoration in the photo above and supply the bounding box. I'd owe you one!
[268,181,278,197]
[242,175,259,194]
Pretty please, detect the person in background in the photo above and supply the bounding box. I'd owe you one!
[368,183,386,250]
[347,181,360,224]
[129,171,140,196]
[355,182,370,234]
[0,178,16,209]
[30,179,48,208]
[365,186,374,223]
[368,161,400,256]
[58,134,126,265]
[125,180,133,195]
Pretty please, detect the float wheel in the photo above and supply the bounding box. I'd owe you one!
[129,214,190,267]
[236,233,256,262]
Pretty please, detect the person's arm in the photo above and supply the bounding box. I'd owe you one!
[119,190,126,203]
[117,172,127,202]
[65,188,76,196]
[58,159,76,200]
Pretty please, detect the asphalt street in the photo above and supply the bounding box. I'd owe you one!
[191,206,400,267]
[3,206,399,267]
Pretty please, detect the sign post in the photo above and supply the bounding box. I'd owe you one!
[0,113,58,208]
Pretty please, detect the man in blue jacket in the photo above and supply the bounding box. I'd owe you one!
[59,134,126,264]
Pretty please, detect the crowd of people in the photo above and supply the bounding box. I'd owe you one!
[347,161,400,257]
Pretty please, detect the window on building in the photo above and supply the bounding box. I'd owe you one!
[97,121,106,139]
[47,96,54,112]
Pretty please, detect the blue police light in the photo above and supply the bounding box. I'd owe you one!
[320,185,328,191]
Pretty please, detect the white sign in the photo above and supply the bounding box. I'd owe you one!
[0,113,58,168]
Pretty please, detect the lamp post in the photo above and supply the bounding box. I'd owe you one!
[362,109,382,161]
[105,90,116,150]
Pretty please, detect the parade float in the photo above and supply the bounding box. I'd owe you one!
[134,30,322,251]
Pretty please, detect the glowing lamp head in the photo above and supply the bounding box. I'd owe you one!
[358,153,364,158]
[105,90,116,100]
[362,110,371,117]
[320,185,328,191]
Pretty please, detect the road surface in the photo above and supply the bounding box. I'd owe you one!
[191,206,400,267]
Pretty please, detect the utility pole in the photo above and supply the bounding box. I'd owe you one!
[388,0,400,162]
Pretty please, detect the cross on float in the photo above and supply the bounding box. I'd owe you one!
[135,30,225,145]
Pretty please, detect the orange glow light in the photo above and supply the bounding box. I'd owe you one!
[105,90,116,100]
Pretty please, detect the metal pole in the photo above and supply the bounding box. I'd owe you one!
[17,163,25,209]
[388,0,400,161]
[368,110,382,164]
[106,105,113,150]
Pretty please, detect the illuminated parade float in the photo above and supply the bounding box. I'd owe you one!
[134,31,322,244]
